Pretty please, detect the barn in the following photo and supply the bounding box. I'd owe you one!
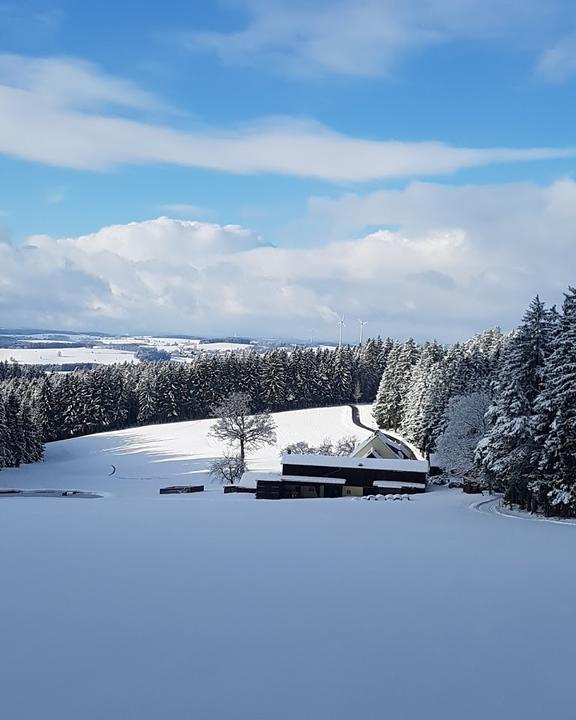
[256,452,429,500]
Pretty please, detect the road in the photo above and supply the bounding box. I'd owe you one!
[348,404,375,432]
[470,494,576,525]
[470,495,502,515]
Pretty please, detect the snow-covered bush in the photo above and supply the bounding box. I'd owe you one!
[333,436,357,455]
[282,440,313,455]
[282,435,358,457]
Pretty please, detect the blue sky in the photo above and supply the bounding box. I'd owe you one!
[1,0,576,340]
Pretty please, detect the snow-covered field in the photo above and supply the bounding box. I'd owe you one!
[1,405,575,720]
[0,346,139,365]
[0,334,326,366]
[0,340,255,366]
[103,336,255,353]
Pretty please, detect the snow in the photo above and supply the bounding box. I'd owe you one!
[0,405,368,497]
[0,346,138,366]
[282,452,429,473]
[1,404,576,719]
[196,341,253,352]
[0,338,253,366]
[373,479,427,489]
[355,402,377,430]
[102,336,254,353]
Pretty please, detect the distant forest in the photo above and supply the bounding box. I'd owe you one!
[2,287,576,517]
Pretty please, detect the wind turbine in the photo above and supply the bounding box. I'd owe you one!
[358,320,368,345]
[338,315,345,348]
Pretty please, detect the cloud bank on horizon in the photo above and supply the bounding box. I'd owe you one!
[1,0,576,341]
[2,178,576,341]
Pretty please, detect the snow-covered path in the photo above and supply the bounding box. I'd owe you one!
[2,406,576,720]
[470,495,502,515]
[471,494,576,526]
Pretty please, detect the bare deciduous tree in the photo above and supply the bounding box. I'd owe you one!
[436,392,491,478]
[209,392,277,462]
[209,452,246,485]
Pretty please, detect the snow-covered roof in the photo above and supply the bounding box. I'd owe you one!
[381,435,414,459]
[352,432,401,460]
[374,479,427,489]
[282,453,429,474]
[380,429,424,461]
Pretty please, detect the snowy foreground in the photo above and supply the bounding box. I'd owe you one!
[2,406,576,720]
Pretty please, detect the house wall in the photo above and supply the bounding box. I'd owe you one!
[343,486,363,497]
[256,477,425,500]
[282,462,427,486]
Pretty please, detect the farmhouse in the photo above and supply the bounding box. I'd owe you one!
[256,431,429,500]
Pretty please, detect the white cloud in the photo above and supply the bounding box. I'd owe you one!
[1,53,575,181]
[188,0,560,77]
[0,54,165,112]
[2,181,576,341]
[301,177,576,243]
[536,34,576,82]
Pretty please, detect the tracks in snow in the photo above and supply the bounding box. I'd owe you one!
[470,496,502,515]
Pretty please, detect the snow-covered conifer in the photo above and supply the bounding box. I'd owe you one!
[478,296,557,508]
[532,289,576,515]
[436,392,491,478]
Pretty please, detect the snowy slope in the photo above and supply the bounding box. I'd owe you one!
[2,405,576,720]
[0,404,368,496]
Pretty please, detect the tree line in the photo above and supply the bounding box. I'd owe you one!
[478,291,576,517]
[0,342,387,471]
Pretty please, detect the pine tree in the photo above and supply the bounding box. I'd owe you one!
[373,341,400,428]
[4,390,24,467]
[136,366,158,424]
[260,350,288,409]
[18,402,44,464]
[330,347,354,403]
[478,297,557,508]
[401,341,444,451]
[532,289,576,516]
[34,376,58,441]
[373,339,420,430]
[0,398,9,469]
[356,339,385,401]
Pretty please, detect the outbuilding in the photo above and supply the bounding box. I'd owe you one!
[256,453,429,499]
